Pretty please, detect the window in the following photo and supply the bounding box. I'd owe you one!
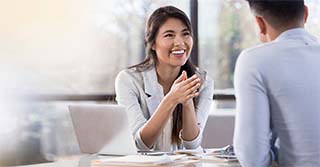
[0,0,189,95]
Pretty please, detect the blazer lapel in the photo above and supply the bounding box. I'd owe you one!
[143,68,163,117]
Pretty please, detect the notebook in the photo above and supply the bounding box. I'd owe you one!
[69,104,137,155]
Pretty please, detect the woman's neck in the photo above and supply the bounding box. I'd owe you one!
[156,64,180,93]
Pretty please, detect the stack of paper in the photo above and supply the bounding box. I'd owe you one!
[91,154,187,167]
[202,145,238,163]
[174,148,204,156]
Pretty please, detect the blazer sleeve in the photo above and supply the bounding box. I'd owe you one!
[182,75,214,149]
[115,70,153,151]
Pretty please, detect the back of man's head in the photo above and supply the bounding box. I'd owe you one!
[246,0,305,29]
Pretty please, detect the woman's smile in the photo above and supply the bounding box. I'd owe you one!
[153,18,193,68]
[170,49,186,58]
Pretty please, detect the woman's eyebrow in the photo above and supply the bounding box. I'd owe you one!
[181,28,189,32]
[162,28,189,35]
[162,30,175,34]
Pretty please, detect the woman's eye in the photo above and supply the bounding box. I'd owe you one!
[183,32,191,36]
[164,34,174,37]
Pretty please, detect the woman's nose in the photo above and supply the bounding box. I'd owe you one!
[173,35,185,47]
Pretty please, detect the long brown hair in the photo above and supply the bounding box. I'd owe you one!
[130,6,204,145]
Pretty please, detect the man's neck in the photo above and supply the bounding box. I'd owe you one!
[268,24,304,41]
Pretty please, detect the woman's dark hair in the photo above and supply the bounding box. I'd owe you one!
[130,6,204,145]
[131,5,194,72]
[246,0,305,29]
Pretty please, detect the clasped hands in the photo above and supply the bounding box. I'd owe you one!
[166,71,201,105]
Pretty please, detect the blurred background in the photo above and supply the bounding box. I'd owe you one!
[0,0,319,165]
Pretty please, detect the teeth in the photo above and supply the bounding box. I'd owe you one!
[171,50,185,54]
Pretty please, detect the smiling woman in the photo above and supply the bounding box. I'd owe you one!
[153,18,193,69]
[115,6,214,152]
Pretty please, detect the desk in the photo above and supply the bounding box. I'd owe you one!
[16,154,241,167]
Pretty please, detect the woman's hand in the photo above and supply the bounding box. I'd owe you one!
[166,71,201,105]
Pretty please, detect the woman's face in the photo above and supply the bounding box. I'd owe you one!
[152,18,193,68]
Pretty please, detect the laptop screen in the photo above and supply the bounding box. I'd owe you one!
[69,104,137,155]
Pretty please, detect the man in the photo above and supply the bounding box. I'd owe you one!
[233,0,320,167]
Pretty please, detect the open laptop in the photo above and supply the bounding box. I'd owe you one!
[69,104,137,155]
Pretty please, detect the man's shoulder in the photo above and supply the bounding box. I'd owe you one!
[241,41,279,58]
[238,41,290,67]
[236,42,284,72]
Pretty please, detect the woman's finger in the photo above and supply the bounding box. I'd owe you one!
[184,77,201,90]
[174,71,187,84]
[185,91,200,100]
[179,74,199,87]
[185,83,201,95]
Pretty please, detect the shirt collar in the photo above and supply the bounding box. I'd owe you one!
[275,28,318,43]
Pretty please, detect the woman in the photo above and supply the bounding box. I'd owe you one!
[115,6,214,152]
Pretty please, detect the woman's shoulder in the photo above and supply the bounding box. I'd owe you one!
[195,68,214,92]
[116,66,155,83]
[118,66,154,76]
[116,68,140,80]
[115,68,142,91]
[195,68,212,82]
[117,67,137,75]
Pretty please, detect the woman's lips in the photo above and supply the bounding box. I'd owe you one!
[171,50,186,58]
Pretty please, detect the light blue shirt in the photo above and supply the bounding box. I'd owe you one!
[233,28,320,167]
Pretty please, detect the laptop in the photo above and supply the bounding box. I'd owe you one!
[69,104,137,155]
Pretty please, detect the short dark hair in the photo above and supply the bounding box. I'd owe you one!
[246,0,305,28]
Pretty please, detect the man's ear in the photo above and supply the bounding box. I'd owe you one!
[255,16,269,43]
[304,5,309,23]
[255,16,266,35]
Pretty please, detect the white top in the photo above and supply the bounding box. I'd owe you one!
[233,28,320,167]
[115,66,214,152]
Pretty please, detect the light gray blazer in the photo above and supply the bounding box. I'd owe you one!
[115,66,214,151]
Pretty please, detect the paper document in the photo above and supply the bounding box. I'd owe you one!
[203,145,238,163]
[91,154,187,166]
